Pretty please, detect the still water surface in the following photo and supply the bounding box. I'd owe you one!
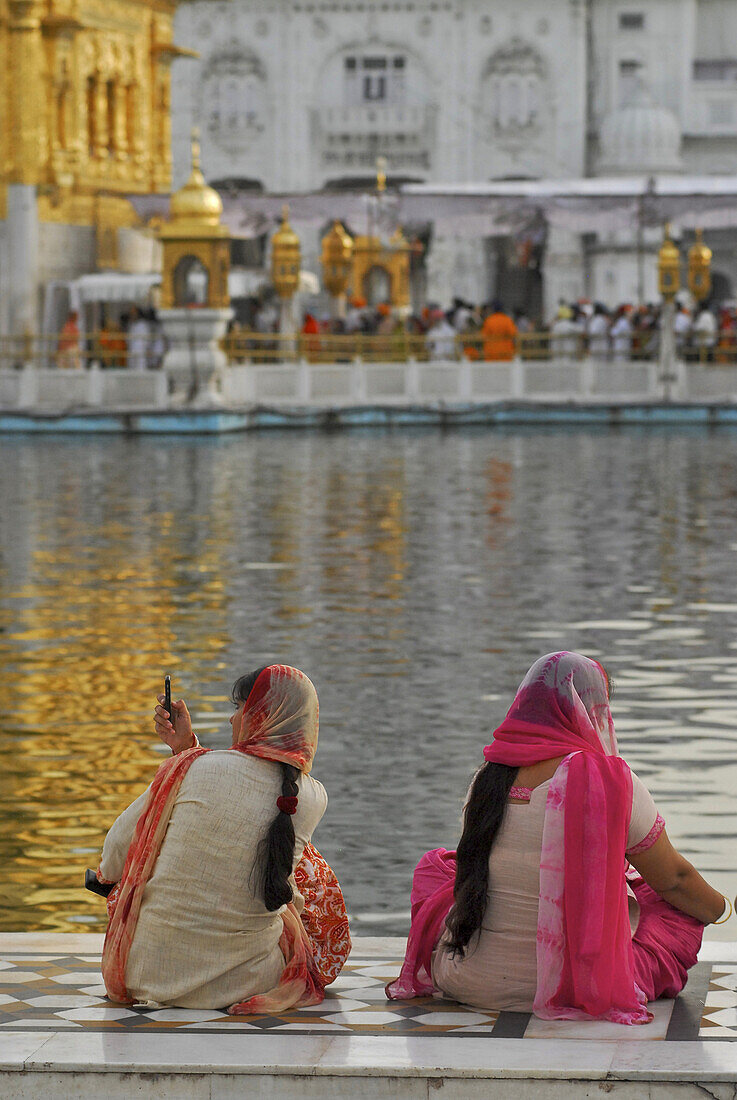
[1,428,737,938]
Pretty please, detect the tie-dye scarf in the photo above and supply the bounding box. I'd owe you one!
[102,665,332,1013]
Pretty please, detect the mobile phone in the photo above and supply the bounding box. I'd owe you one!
[84,868,114,898]
[164,674,173,729]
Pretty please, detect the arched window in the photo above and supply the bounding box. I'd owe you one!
[173,256,209,306]
[107,81,117,155]
[364,265,392,306]
[86,76,96,156]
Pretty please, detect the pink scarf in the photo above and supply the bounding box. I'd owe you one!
[102,665,325,1014]
[388,652,650,1025]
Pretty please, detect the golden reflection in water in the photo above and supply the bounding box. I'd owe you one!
[0,493,230,932]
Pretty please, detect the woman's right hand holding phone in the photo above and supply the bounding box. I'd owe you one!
[154,696,197,755]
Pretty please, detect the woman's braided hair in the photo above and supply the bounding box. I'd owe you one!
[232,668,301,912]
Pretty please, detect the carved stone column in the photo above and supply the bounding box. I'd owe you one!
[7,0,44,184]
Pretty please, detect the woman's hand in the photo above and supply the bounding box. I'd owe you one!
[155,695,196,755]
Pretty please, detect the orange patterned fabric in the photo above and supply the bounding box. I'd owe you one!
[294,842,352,987]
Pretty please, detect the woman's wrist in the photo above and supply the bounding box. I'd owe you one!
[713,895,734,925]
[171,730,199,755]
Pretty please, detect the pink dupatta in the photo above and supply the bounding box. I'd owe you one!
[102,665,326,1014]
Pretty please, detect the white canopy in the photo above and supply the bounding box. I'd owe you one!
[69,272,161,309]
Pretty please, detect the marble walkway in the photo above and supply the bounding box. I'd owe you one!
[2,933,737,1098]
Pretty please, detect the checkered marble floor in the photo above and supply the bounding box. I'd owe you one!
[1,947,735,1041]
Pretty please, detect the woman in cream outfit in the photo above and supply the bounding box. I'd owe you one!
[98,665,350,1011]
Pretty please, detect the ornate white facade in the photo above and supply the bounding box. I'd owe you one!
[169,0,737,316]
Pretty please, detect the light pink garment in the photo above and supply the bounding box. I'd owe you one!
[484,652,650,1024]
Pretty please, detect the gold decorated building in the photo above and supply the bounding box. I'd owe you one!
[0,0,192,337]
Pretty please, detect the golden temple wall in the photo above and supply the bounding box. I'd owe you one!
[1,0,180,213]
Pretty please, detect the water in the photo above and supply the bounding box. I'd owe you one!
[1,427,737,938]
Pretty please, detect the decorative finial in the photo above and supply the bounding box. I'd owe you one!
[191,127,201,173]
[281,203,290,226]
[376,155,387,194]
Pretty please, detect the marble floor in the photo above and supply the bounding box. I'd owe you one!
[3,933,737,1098]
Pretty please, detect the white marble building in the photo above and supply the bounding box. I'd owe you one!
[168,0,737,318]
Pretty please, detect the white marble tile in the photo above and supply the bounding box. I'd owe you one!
[0,933,104,953]
[23,1031,336,1072]
[143,1009,227,1023]
[350,965,401,978]
[329,984,392,1002]
[703,1007,737,1027]
[699,941,737,962]
[46,971,101,985]
[78,984,108,996]
[524,998,673,1042]
[0,1020,82,1028]
[609,1039,737,1079]
[316,1035,617,1077]
[322,1010,401,1026]
[0,972,42,983]
[0,995,18,1006]
[265,1023,350,1032]
[0,1033,57,1068]
[702,990,737,1008]
[327,974,378,990]
[24,995,104,1009]
[299,997,366,1013]
[56,1007,138,1021]
[177,1020,260,1030]
[411,1011,493,1027]
[346,937,406,958]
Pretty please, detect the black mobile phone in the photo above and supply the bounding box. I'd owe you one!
[164,674,173,729]
[84,869,114,898]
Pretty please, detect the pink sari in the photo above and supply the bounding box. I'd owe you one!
[102,665,349,1013]
[388,652,700,1024]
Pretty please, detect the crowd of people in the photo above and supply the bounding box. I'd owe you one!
[56,307,166,370]
[226,294,737,363]
[55,295,737,368]
[547,299,737,362]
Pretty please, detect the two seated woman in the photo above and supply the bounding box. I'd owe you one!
[97,652,728,1024]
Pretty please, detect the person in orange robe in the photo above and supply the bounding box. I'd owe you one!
[482,300,518,361]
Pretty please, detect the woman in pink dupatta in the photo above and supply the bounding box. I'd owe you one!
[98,665,350,1012]
[387,652,728,1023]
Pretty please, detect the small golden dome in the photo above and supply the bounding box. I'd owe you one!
[170,131,223,227]
[272,205,300,249]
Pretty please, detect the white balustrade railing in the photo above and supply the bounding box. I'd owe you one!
[2,357,737,413]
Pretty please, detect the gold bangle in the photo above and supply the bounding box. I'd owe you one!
[713,895,733,925]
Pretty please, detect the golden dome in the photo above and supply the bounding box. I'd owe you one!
[272,205,300,250]
[169,132,223,227]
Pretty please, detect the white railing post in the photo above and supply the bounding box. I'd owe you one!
[298,359,311,403]
[19,362,38,407]
[458,357,472,402]
[87,361,103,406]
[351,358,367,402]
[511,356,525,398]
[406,358,420,402]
